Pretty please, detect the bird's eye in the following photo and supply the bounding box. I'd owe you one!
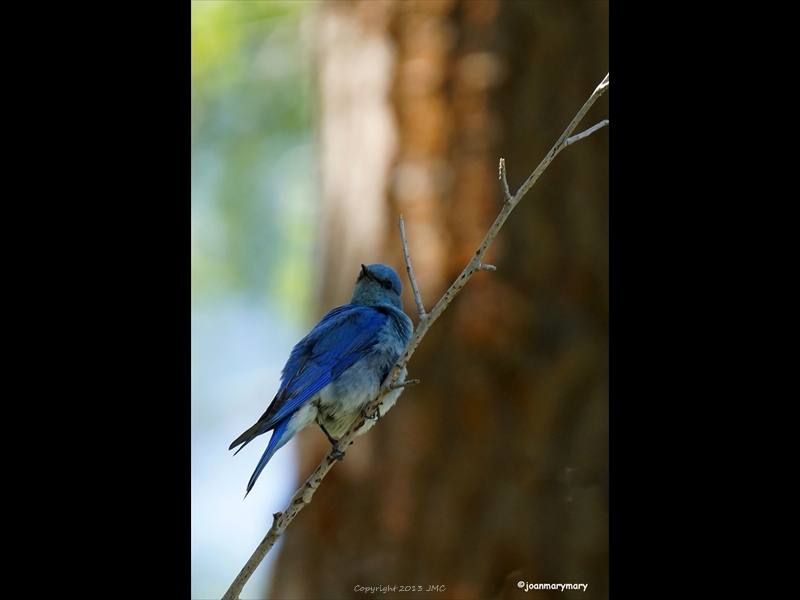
[381,280,393,291]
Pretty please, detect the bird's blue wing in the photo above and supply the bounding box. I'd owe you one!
[264,305,387,427]
[229,305,388,454]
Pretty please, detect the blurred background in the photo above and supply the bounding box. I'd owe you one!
[191,2,608,599]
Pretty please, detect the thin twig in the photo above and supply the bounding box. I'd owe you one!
[390,378,420,390]
[565,119,609,147]
[222,71,609,600]
[499,158,512,203]
[399,214,427,320]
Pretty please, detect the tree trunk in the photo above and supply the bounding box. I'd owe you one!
[270,2,608,598]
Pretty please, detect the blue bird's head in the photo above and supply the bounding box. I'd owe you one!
[351,264,404,310]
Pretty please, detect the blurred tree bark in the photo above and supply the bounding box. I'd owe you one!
[269,1,608,598]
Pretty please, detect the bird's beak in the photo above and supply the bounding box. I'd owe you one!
[360,264,375,281]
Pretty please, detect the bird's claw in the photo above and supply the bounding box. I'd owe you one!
[362,404,381,421]
[330,441,346,461]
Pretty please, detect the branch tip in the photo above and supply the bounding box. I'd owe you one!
[398,216,426,317]
[499,158,512,203]
[565,119,609,147]
[390,378,420,390]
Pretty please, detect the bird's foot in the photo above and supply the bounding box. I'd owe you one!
[330,441,346,461]
[362,404,381,421]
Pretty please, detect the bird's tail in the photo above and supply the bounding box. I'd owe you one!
[244,417,294,495]
[229,421,263,455]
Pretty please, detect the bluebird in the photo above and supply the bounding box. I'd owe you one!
[230,263,414,494]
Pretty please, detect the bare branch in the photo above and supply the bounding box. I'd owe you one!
[222,72,609,600]
[398,214,427,320]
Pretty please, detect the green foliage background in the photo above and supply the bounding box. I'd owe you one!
[191,0,317,322]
